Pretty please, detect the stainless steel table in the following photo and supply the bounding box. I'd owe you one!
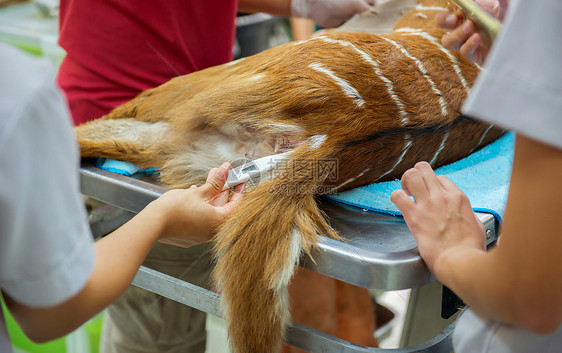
[80,161,498,353]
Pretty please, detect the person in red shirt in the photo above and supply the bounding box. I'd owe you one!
[58,0,375,125]
[57,1,378,352]
[58,0,238,124]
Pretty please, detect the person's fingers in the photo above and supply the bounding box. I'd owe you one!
[400,168,430,202]
[199,163,230,199]
[436,176,471,210]
[436,175,459,192]
[435,11,459,29]
[460,32,482,62]
[223,183,245,208]
[441,20,476,50]
[210,189,230,206]
[365,0,376,6]
[390,189,415,214]
[414,162,441,195]
[206,167,218,183]
[232,182,245,197]
[221,183,245,214]
[475,0,502,19]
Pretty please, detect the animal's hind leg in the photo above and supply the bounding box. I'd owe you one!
[75,117,174,168]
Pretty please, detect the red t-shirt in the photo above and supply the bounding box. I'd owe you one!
[57,0,238,125]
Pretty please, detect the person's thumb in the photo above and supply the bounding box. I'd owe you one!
[199,163,229,199]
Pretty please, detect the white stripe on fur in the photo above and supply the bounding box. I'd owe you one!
[429,131,450,166]
[415,5,449,11]
[318,36,409,124]
[336,167,371,190]
[376,135,413,181]
[308,62,366,108]
[382,37,449,117]
[396,28,471,93]
[469,124,495,154]
[224,57,246,67]
[308,134,327,149]
[271,229,303,292]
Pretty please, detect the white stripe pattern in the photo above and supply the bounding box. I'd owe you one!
[271,229,302,291]
[308,134,327,149]
[336,167,371,190]
[250,74,264,81]
[224,57,246,67]
[396,28,471,93]
[308,62,366,108]
[376,135,413,182]
[292,38,313,46]
[469,124,494,154]
[429,131,450,166]
[415,5,449,11]
[318,36,410,125]
[382,37,449,117]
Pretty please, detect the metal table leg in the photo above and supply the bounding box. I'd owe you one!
[400,281,456,351]
[133,266,454,353]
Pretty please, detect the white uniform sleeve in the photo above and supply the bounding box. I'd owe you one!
[0,45,95,307]
[462,0,562,150]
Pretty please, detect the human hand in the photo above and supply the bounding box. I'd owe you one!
[390,162,486,278]
[291,0,375,28]
[436,0,508,65]
[149,162,245,247]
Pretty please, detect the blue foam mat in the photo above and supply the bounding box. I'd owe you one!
[95,158,159,177]
[325,133,515,222]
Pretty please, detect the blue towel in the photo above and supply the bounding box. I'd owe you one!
[95,158,159,177]
[325,133,515,222]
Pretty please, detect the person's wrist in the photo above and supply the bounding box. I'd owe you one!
[291,0,309,19]
[431,244,484,285]
[431,248,455,281]
[141,198,171,242]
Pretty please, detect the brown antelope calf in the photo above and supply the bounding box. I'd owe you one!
[76,0,503,352]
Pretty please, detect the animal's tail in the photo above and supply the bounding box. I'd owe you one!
[213,149,339,353]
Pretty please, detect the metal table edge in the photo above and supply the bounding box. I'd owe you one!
[80,163,497,291]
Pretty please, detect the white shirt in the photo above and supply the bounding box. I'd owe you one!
[457,1,562,352]
[463,0,562,150]
[0,44,95,352]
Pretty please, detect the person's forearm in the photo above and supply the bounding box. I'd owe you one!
[436,247,531,329]
[6,165,235,343]
[438,243,562,334]
[5,204,165,342]
[290,18,315,40]
[437,135,562,334]
[238,0,291,16]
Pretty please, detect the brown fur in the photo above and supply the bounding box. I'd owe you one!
[75,1,503,352]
